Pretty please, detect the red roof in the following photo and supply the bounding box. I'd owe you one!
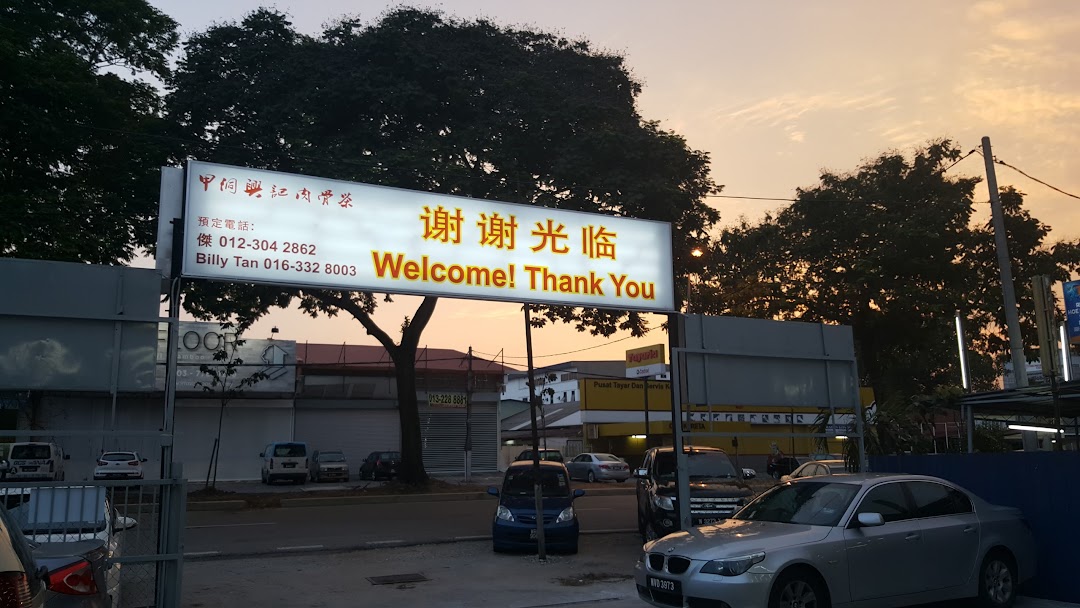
[296,343,510,375]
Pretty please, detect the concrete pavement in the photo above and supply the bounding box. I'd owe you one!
[181,533,1078,608]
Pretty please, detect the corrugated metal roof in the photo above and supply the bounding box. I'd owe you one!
[296,343,511,374]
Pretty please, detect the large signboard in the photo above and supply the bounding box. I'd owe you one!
[181,161,674,312]
[1065,280,1080,345]
[155,322,296,393]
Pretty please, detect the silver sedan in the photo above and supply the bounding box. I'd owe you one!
[565,453,631,483]
[636,473,1036,608]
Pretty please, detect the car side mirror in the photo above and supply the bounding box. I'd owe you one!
[634,468,648,478]
[572,489,585,498]
[856,512,885,528]
[487,486,499,497]
[115,516,138,531]
[780,475,792,483]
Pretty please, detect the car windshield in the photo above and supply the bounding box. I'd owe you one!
[736,481,859,527]
[273,444,306,458]
[101,453,136,462]
[10,445,51,460]
[320,453,346,462]
[596,454,621,462]
[503,468,571,497]
[655,451,737,481]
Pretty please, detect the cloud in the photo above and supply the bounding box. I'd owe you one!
[959,82,1080,127]
[719,91,897,129]
[788,130,806,143]
[876,120,929,147]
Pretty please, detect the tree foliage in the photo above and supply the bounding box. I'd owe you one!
[0,0,178,263]
[700,140,1080,409]
[166,8,720,483]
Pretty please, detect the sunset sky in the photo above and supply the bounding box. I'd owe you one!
[150,0,1080,368]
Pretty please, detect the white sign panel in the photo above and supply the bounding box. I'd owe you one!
[154,321,296,393]
[181,161,675,312]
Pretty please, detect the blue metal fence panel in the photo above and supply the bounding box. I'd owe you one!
[870,452,1078,603]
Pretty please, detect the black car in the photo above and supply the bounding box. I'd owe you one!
[513,449,564,463]
[359,450,400,480]
[635,445,753,541]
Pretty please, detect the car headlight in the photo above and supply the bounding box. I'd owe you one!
[652,495,675,510]
[700,552,766,576]
[555,506,575,523]
[496,506,515,522]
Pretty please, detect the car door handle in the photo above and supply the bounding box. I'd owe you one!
[905,533,920,541]
[963,526,976,534]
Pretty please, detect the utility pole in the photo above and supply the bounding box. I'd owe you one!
[465,346,474,481]
[523,304,546,560]
[983,136,1029,391]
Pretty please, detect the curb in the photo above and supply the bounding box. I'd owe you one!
[188,487,636,511]
[183,528,639,561]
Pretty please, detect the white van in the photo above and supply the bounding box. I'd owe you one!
[260,442,308,485]
[6,442,68,481]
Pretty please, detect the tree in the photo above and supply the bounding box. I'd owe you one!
[0,0,178,263]
[167,8,720,484]
[195,326,267,490]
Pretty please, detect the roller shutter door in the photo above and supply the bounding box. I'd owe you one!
[294,408,399,469]
[420,406,498,473]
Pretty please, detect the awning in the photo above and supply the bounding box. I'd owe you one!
[958,380,1080,418]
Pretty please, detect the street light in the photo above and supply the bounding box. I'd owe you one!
[687,248,704,313]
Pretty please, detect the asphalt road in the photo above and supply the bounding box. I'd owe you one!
[182,493,637,557]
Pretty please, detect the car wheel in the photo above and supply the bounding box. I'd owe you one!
[978,551,1017,608]
[587,471,596,483]
[769,570,828,608]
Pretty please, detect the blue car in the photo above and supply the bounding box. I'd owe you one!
[488,460,585,554]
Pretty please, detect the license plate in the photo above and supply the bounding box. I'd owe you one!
[697,518,720,525]
[21,467,36,472]
[529,528,537,540]
[282,463,295,468]
[647,576,681,594]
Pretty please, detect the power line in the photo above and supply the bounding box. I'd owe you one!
[993,158,1080,201]
[473,328,652,361]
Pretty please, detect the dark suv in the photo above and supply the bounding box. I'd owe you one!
[359,451,400,480]
[635,446,753,541]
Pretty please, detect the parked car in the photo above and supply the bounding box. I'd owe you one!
[765,456,803,480]
[780,459,847,483]
[309,451,349,483]
[487,460,584,554]
[260,442,308,484]
[93,451,148,481]
[565,453,631,483]
[6,443,69,482]
[0,500,46,606]
[6,486,137,608]
[635,446,753,542]
[635,473,1036,608]
[359,451,400,481]
[513,449,564,463]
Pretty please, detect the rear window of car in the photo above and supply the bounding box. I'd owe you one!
[596,454,621,462]
[10,445,51,460]
[101,453,136,462]
[273,444,306,457]
[380,452,400,460]
[320,453,346,462]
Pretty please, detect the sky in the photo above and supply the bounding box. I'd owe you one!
[148,0,1080,369]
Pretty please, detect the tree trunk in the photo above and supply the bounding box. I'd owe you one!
[390,353,428,485]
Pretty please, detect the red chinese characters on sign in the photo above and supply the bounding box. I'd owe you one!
[319,190,333,206]
[421,205,465,244]
[198,175,215,191]
[195,217,251,232]
[198,216,210,227]
[245,180,263,198]
[212,218,222,229]
[582,225,617,260]
[477,212,518,250]
[296,188,311,203]
[272,186,289,198]
[339,193,353,209]
[530,219,570,254]
[220,178,237,194]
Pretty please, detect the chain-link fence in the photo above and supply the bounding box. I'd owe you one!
[1,476,185,608]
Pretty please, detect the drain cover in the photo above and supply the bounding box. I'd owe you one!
[367,573,429,585]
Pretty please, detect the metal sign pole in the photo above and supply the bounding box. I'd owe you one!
[523,304,546,560]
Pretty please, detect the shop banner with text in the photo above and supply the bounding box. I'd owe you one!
[181,161,675,311]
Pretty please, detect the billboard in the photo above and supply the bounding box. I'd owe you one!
[1065,280,1080,345]
[181,161,675,312]
[155,322,296,393]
